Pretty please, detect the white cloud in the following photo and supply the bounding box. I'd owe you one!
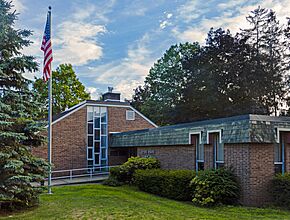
[176,0,210,23]
[160,20,169,29]
[11,0,26,13]
[167,13,173,19]
[87,33,155,99]
[51,3,110,66]
[86,87,101,100]
[173,0,290,44]
[54,21,106,66]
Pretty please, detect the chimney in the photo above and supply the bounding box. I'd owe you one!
[102,87,121,101]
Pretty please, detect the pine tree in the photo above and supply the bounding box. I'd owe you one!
[0,0,48,209]
[241,7,286,115]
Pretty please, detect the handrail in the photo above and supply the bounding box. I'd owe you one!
[47,165,117,181]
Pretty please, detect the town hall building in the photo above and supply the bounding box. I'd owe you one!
[32,89,290,207]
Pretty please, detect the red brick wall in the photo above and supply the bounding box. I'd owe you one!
[224,144,251,205]
[107,107,156,133]
[224,143,274,206]
[285,143,290,172]
[204,144,214,169]
[32,106,87,171]
[32,105,156,171]
[249,143,274,206]
[137,145,196,170]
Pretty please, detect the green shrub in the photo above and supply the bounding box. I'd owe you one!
[134,169,196,201]
[191,168,240,206]
[271,173,290,208]
[103,176,123,187]
[109,157,160,183]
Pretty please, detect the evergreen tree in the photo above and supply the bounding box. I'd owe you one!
[33,64,91,117]
[241,7,286,115]
[0,0,48,209]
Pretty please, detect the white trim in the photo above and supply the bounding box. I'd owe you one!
[206,129,222,144]
[52,101,158,128]
[276,127,290,143]
[129,106,158,128]
[109,132,121,134]
[52,102,87,125]
[188,132,202,144]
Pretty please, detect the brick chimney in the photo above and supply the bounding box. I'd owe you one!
[102,87,121,101]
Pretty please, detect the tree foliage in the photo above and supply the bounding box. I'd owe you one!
[132,43,200,125]
[33,64,91,117]
[132,7,289,125]
[0,0,48,209]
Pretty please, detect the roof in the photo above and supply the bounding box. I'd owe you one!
[110,114,290,147]
[51,100,157,127]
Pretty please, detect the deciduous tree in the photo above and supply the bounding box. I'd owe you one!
[33,64,91,117]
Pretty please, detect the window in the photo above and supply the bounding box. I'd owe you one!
[275,131,286,174]
[126,110,135,120]
[87,106,108,168]
[208,131,223,169]
[190,133,204,172]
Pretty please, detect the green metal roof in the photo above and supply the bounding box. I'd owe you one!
[110,114,290,147]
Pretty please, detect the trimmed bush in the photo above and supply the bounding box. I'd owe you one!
[271,173,290,208]
[103,176,123,187]
[134,169,196,201]
[191,168,240,206]
[109,157,160,183]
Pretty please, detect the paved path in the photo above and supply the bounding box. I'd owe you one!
[33,174,109,187]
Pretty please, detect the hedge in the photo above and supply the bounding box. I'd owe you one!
[271,173,290,208]
[191,168,241,206]
[134,169,196,201]
[108,157,160,184]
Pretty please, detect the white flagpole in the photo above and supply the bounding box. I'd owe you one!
[47,6,52,194]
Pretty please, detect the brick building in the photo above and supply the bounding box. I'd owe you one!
[110,114,290,206]
[32,89,290,207]
[32,89,157,172]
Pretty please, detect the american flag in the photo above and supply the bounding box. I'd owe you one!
[41,11,53,82]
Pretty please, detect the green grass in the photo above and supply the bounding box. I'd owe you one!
[1,184,290,220]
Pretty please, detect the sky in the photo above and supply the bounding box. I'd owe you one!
[13,0,290,100]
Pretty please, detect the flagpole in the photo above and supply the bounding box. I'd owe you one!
[47,5,52,194]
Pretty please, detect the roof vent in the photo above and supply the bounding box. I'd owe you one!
[102,87,121,101]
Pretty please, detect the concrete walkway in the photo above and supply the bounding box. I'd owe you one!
[33,174,109,187]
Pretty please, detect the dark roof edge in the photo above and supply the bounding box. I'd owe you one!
[112,114,251,136]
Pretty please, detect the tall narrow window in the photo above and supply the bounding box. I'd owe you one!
[275,132,286,174]
[209,132,224,169]
[87,106,108,168]
[191,133,204,172]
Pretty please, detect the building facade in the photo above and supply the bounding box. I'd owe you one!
[110,115,290,206]
[32,90,290,207]
[32,90,157,172]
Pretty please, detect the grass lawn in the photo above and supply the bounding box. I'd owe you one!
[1,184,290,220]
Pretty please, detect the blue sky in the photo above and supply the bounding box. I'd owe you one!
[14,0,289,99]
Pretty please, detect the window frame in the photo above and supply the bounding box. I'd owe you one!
[126,110,135,121]
[275,128,288,175]
[87,106,108,168]
[189,132,203,173]
[207,130,223,169]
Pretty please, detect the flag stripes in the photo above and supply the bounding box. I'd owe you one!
[41,12,53,82]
